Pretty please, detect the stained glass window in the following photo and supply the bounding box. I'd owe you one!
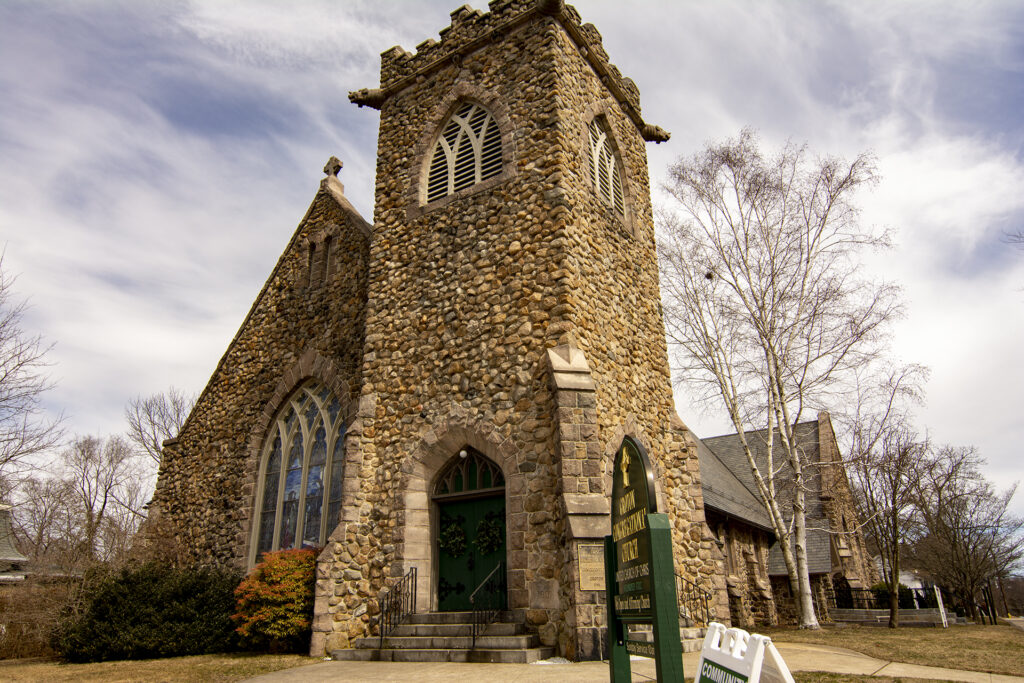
[253,380,347,562]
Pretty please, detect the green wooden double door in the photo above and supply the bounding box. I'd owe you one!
[436,494,507,611]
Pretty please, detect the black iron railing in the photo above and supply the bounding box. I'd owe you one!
[830,585,939,611]
[378,567,417,648]
[676,573,712,627]
[470,561,505,649]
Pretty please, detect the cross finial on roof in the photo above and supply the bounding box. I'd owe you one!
[323,156,343,177]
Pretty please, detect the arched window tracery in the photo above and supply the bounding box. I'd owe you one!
[425,101,503,203]
[253,379,346,560]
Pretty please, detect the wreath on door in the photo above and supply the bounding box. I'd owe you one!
[475,510,504,556]
[439,517,467,557]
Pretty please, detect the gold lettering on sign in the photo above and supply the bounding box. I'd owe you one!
[619,537,639,564]
[620,447,631,487]
[617,489,635,517]
[612,508,648,542]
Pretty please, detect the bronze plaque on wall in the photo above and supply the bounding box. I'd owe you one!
[577,542,605,591]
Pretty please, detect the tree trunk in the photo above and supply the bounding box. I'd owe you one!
[888,537,900,628]
[793,499,820,629]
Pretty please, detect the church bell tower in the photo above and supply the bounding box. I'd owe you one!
[312,0,714,660]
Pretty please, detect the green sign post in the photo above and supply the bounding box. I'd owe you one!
[605,436,684,682]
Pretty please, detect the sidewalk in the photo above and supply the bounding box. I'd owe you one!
[244,642,1024,682]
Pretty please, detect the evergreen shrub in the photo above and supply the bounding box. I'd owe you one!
[52,562,241,662]
[870,581,916,610]
[232,548,317,653]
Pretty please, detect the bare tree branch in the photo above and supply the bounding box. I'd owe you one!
[124,387,194,466]
[0,257,62,483]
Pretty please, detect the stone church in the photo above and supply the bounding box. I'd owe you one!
[151,0,871,661]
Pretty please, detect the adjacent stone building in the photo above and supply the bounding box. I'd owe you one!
[150,0,873,660]
[698,413,876,626]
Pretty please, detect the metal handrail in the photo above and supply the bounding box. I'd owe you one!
[378,567,417,648]
[830,585,941,611]
[469,561,505,649]
[676,573,712,627]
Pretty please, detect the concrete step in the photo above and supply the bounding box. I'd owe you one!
[333,612,551,665]
[354,634,541,650]
[405,610,513,625]
[332,646,556,663]
[389,621,522,637]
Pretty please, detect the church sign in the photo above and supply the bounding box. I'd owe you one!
[610,436,656,619]
[604,436,684,682]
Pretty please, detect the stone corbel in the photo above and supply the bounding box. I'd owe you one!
[563,492,610,539]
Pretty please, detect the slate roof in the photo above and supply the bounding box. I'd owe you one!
[698,419,835,576]
[767,526,833,575]
[701,420,824,519]
[694,437,773,532]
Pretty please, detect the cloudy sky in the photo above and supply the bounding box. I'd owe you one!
[1,1,1022,514]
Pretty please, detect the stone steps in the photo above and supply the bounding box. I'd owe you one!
[356,634,540,650]
[333,646,557,663]
[331,611,555,664]
[390,622,520,636]
[829,607,959,627]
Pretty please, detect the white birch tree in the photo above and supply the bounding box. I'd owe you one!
[658,128,900,628]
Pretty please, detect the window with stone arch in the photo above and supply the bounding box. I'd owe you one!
[252,379,346,561]
[425,101,503,203]
[588,117,625,217]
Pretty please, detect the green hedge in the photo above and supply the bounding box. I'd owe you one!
[52,563,242,662]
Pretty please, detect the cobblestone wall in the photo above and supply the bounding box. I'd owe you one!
[150,177,370,569]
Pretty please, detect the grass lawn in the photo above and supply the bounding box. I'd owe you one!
[764,624,1024,677]
[0,652,321,682]
[793,675,958,683]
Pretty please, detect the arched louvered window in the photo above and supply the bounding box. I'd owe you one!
[588,118,625,217]
[426,102,503,203]
[253,379,346,561]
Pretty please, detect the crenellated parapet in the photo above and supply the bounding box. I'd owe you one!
[350,0,669,143]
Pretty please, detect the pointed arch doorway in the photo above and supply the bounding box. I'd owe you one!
[432,447,507,611]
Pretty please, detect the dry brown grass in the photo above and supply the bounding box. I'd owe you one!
[765,624,1024,677]
[793,675,958,683]
[0,652,320,682]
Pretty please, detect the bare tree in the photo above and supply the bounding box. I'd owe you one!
[659,128,900,628]
[9,476,79,569]
[910,446,1024,622]
[124,387,194,466]
[60,435,144,564]
[838,364,927,627]
[0,258,61,485]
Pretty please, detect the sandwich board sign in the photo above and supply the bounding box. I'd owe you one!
[934,586,948,628]
[605,436,683,682]
[695,623,795,683]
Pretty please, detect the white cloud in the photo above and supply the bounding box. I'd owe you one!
[1,0,1022,516]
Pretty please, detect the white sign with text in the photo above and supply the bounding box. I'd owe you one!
[694,622,795,683]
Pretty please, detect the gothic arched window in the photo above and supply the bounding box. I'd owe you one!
[588,118,625,217]
[252,379,346,561]
[425,102,503,203]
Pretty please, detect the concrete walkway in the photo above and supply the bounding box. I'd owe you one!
[244,642,1024,682]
